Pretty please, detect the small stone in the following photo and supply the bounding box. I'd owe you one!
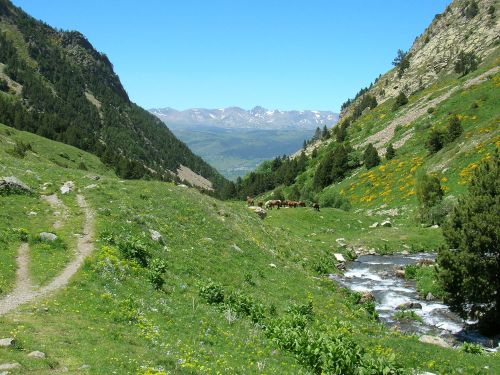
[401,250,409,255]
[84,184,97,190]
[248,206,267,219]
[79,364,91,370]
[396,302,422,310]
[27,351,45,359]
[60,181,74,194]
[381,220,392,227]
[333,253,346,262]
[0,338,14,347]
[0,363,21,371]
[426,292,435,301]
[418,335,451,348]
[336,238,346,247]
[39,232,58,241]
[269,263,277,268]
[430,224,439,229]
[177,184,188,188]
[149,229,162,242]
[395,269,405,278]
[28,211,38,216]
[231,244,242,253]
[369,222,379,228]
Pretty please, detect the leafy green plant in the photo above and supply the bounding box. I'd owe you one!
[460,342,484,354]
[147,258,167,290]
[199,280,225,304]
[117,236,151,267]
[393,310,423,323]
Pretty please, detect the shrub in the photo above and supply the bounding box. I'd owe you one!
[287,185,301,201]
[464,0,479,19]
[312,255,335,275]
[0,78,8,91]
[427,107,435,114]
[445,115,463,143]
[386,144,396,160]
[393,310,423,322]
[7,140,32,158]
[199,280,225,304]
[454,50,480,76]
[363,143,381,169]
[318,188,351,211]
[404,264,421,280]
[147,258,167,289]
[117,236,150,267]
[416,171,444,224]
[426,129,445,154]
[392,92,408,111]
[273,187,285,201]
[78,161,88,171]
[438,152,500,334]
[460,342,484,354]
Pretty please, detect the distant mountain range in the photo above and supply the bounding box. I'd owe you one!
[149,107,338,130]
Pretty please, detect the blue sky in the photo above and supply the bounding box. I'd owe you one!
[12,0,450,112]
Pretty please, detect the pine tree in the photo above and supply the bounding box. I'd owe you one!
[446,115,463,143]
[437,152,500,334]
[385,143,396,160]
[427,129,444,153]
[313,127,322,141]
[392,92,408,111]
[363,143,380,169]
[321,125,330,139]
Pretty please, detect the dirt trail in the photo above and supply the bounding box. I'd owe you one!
[0,194,94,315]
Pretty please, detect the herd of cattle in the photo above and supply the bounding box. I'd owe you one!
[247,196,320,211]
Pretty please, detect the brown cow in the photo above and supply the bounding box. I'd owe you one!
[298,201,306,207]
[265,200,282,209]
[312,203,320,211]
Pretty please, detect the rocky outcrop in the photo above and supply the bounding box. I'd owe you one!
[0,176,32,195]
[418,335,452,348]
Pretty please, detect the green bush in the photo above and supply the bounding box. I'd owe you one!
[393,310,423,323]
[445,115,463,143]
[426,129,445,154]
[464,0,479,19]
[460,342,484,354]
[415,171,444,224]
[0,78,8,91]
[199,279,225,304]
[147,258,167,290]
[117,236,151,267]
[392,92,408,111]
[7,140,32,158]
[318,188,351,211]
[454,50,480,76]
[386,143,396,160]
[404,264,421,280]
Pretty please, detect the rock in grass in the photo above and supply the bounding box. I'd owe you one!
[27,351,45,359]
[381,220,392,227]
[60,181,74,194]
[426,292,435,301]
[149,229,163,242]
[418,335,451,348]
[40,232,58,241]
[248,206,267,219]
[0,362,21,370]
[369,222,380,228]
[0,176,32,195]
[334,253,346,262]
[0,338,14,347]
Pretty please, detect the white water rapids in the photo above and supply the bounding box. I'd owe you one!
[331,253,499,351]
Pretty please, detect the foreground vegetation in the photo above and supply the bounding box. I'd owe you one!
[1,124,499,374]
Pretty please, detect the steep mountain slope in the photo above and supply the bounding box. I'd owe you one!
[150,106,338,130]
[0,0,228,192]
[2,123,499,373]
[241,0,499,216]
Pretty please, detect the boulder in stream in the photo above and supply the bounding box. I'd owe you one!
[396,302,422,310]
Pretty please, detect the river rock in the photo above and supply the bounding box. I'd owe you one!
[40,232,58,241]
[359,292,375,303]
[396,302,422,310]
[418,335,451,348]
[336,238,347,247]
[0,338,14,347]
[27,351,45,359]
[60,181,74,194]
[381,220,392,227]
[395,269,405,278]
[333,253,346,262]
[0,363,21,371]
[0,176,32,195]
[248,206,267,219]
[426,292,435,301]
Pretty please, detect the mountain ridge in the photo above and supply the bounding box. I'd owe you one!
[150,106,338,130]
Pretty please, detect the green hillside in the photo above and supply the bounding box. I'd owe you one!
[0,0,229,193]
[1,123,499,374]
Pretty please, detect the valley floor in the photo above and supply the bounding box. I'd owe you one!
[1,123,499,374]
